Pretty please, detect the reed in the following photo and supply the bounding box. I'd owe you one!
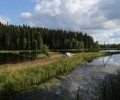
[98,69,120,100]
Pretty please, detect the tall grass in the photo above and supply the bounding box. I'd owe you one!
[98,69,120,100]
[0,52,105,99]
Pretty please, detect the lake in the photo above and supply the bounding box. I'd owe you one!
[0,52,38,65]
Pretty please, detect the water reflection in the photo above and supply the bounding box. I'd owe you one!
[0,52,38,65]
[100,50,120,52]
[91,54,120,67]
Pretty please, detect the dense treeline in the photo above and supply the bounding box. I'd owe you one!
[100,44,120,50]
[0,23,99,50]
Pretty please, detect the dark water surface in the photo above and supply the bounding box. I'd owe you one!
[0,52,38,64]
[15,54,120,100]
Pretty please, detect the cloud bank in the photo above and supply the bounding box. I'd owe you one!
[20,0,120,44]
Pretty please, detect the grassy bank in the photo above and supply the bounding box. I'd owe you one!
[0,52,106,99]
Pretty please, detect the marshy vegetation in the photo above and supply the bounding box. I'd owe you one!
[98,69,120,100]
[0,52,105,99]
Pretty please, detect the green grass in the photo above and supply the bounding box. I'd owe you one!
[0,50,40,53]
[0,52,106,99]
[36,54,48,59]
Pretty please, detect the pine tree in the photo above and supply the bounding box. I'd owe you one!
[33,40,38,50]
[23,38,27,50]
[26,32,31,50]
[37,32,43,50]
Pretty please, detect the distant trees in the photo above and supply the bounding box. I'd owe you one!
[100,43,120,50]
[0,22,98,50]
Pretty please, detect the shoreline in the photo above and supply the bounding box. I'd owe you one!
[0,52,108,99]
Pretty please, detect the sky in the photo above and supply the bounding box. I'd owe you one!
[0,0,120,44]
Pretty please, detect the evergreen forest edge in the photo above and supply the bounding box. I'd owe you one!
[0,22,99,51]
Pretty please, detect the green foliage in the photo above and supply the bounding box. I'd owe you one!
[93,41,100,50]
[100,43,120,50]
[23,38,27,49]
[33,40,38,50]
[37,32,43,50]
[41,44,49,55]
[0,22,98,50]
[0,52,105,99]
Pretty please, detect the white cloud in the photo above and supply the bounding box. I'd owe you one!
[20,0,100,30]
[20,0,120,44]
[20,12,32,21]
[34,0,61,16]
[92,28,120,44]
[103,20,118,29]
[0,16,10,24]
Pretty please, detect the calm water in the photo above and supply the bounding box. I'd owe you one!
[15,54,120,100]
[100,50,120,52]
[0,52,38,64]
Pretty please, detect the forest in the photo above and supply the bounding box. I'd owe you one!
[0,22,99,50]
